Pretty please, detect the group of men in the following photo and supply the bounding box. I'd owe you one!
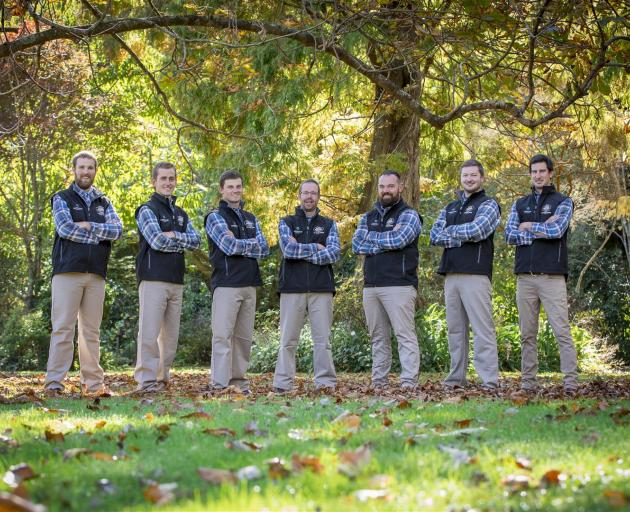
[43,150,578,397]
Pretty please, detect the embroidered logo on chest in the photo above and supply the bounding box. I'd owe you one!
[73,205,83,211]
[541,204,552,215]
[293,228,304,235]
[230,223,239,229]
[313,226,325,235]
[464,205,475,214]
[244,220,255,229]
[160,217,170,223]
[370,220,380,227]
[385,218,395,228]
[178,215,184,226]
[447,209,458,215]
[524,208,533,214]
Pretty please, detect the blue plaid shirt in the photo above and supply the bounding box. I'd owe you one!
[505,196,573,246]
[352,203,422,255]
[430,195,501,248]
[52,183,122,244]
[279,217,341,265]
[205,209,269,259]
[136,205,200,253]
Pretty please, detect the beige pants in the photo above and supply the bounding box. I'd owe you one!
[363,286,420,387]
[210,286,256,390]
[273,293,336,391]
[45,272,105,392]
[134,280,184,389]
[516,274,578,389]
[444,274,499,388]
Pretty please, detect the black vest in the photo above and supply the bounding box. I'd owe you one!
[278,207,335,294]
[437,190,498,279]
[205,201,263,292]
[363,200,420,288]
[514,185,571,275]
[51,186,112,278]
[135,193,189,285]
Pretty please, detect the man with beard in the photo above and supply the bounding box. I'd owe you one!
[205,170,269,394]
[430,159,500,390]
[505,154,578,395]
[273,179,340,394]
[134,162,201,393]
[352,170,422,389]
[45,151,123,396]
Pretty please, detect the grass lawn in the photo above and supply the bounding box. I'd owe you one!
[1,371,629,511]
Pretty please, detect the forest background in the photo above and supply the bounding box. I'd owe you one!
[0,0,628,376]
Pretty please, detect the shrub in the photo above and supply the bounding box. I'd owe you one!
[0,309,50,371]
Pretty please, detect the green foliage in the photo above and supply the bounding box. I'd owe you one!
[0,309,50,371]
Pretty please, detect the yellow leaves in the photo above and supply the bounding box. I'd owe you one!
[594,196,630,219]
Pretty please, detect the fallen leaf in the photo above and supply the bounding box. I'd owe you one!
[3,464,37,487]
[603,489,630,508]
[454,419,472,428]
[0,435,19,449]
[501,474,531,492]
[354,489,389,502]
[397,400,412,409]
[266,458,291,479]
[143,482,177,505]
[438,445,473,467]
[515,457,532,470]
[94,420,107,429]
[0,491,46,512]
[90,452,116,461]
[144,413,154,421]
[332,411,361,433]
[40,407,68,415]
[225,440,262,452]
[382,416,392,427]
[44,430,64,442]
[541,469,566,487]
[181,411,212,420]
[63,448,90,460]
[197,467,236,485]
[291,454,323,474]
[203,428,235,437]
[369,474,393,488]
[440,427,487,437]
[235,465,262,481]
[338,444,372,478]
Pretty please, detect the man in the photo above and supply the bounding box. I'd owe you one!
[352,170,422,389]
[273,179,340,393]
[204,170,269,393]
[45,151,123,396]
[505,154,578,394]
[430,159,500,390]
[134,162,201,393]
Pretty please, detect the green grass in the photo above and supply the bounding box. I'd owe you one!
[1,375,630,511]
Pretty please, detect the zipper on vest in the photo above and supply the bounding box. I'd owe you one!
[225,255,229,276]
[477,245,482,264]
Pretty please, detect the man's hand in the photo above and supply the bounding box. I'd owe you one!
[75,221,91,231]
[393,224,401,231]
[518,222,533,232]
[545,215,559,224]
[163,231,176,238]
[289,236,297,244]
[316,244,326,251]
[225,230,235,237]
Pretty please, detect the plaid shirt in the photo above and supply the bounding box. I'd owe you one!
[205,210,269,259]
[505,196,573,246]
[352,204,422,255]
[430,196,501,249]
[53,183,122,244]
[279,218,341,265]
[136,205,200,253]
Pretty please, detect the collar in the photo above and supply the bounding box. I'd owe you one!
[219,199,245,211]
[456,189,485,201]
[152,192,177,207]
[374,198,402,216]
[531,184,556,195]
[295,205,319,219]
[72,182,97,200]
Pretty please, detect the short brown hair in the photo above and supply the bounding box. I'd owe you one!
[219,169,243,188]
[72,151,98,169]
[299,179,320,194]
[529,154,554,173]
[460,159,485,176]
[379,169,401,181]
[152,161,177,180]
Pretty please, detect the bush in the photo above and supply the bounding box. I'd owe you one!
[0,309,50,371]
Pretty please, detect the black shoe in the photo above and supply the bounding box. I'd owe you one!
[273,387,290,395]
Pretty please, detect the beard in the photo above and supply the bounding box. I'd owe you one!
[379,192,400,207]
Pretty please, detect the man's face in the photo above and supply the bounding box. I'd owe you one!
[152,167,177,197]
[73,157,97,190]
[377,174,403,207]
[299,182,320,212]
[220,178,243,204]
[460,165,484,195]
[530,161,553,190]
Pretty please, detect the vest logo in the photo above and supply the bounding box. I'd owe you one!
[177,215,184,226]
[385,218,395,228]
[370,220,379,227]
[230,223,238,229]
[160,217,170,223]
[524,208,532,214]
[448,208,458,215]
[313,226,325,235]
[293,228,304,235]
[244,220,255,229]
[73,205,83,211]
[464,205,474,214]
[541,203,552,215]
[95,205,105,216]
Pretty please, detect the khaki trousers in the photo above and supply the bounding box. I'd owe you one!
[443,274,499,388]
[210,286,256,390]
[134,280,184,389]
[273,293,336,391]
[45,272,105,392]
[363,286,420,387]
[516,274,578,389]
